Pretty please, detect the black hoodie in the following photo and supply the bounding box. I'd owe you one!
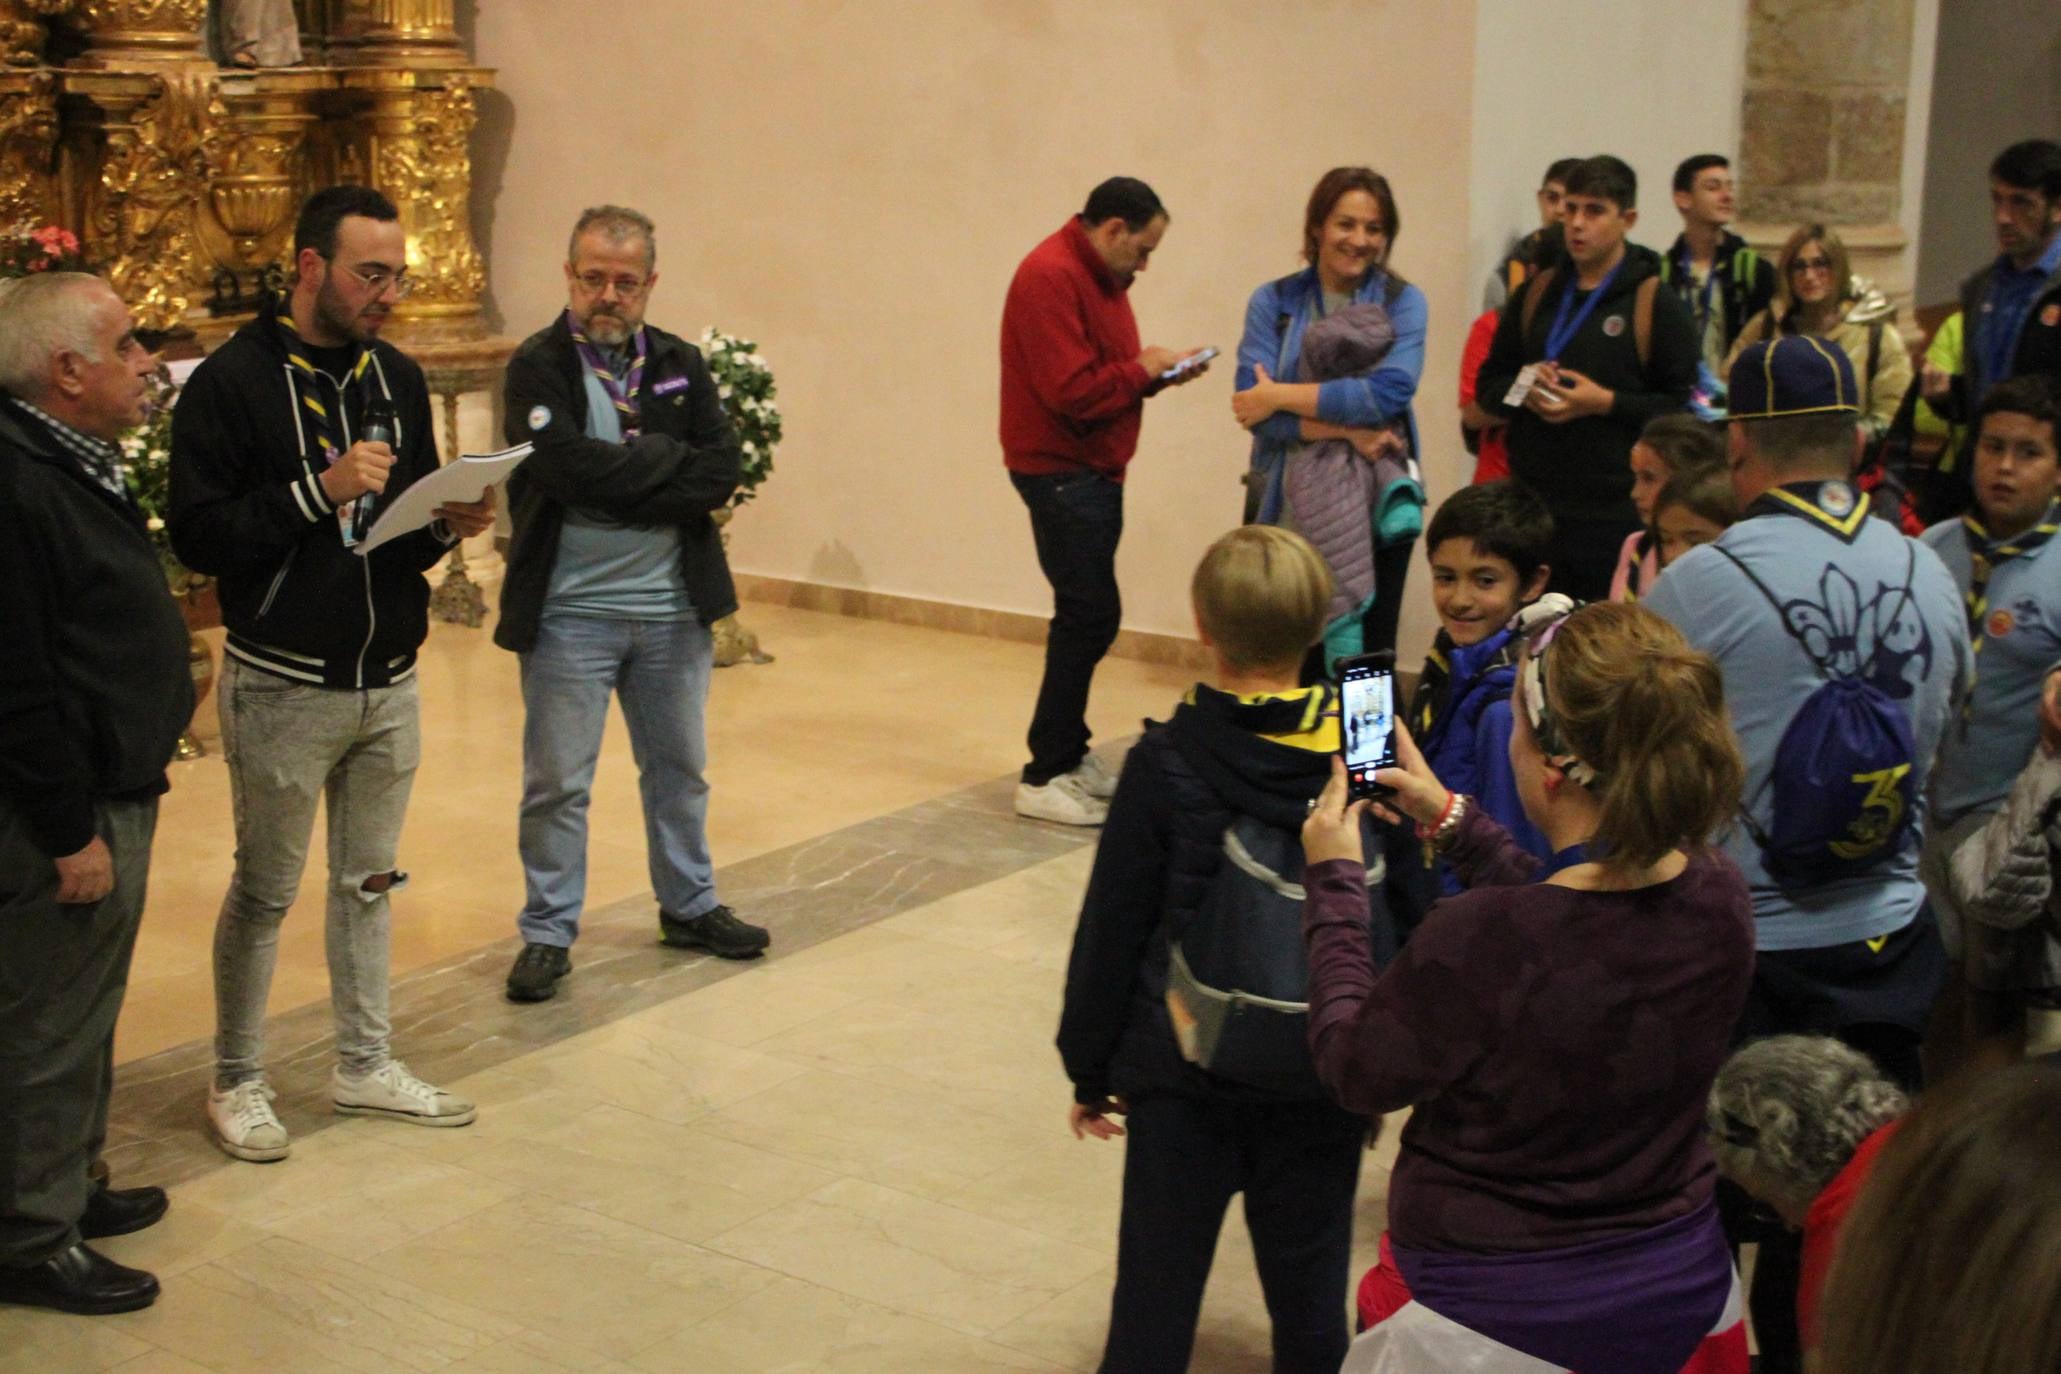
[167,298,453,689]
[1057,685,1386,1106]
[1476,241,1700,522]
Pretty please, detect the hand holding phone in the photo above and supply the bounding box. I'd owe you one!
[1159,346,1219,383]
[1338,652,1398,801]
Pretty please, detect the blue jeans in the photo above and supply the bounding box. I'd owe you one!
[518,614,718,947]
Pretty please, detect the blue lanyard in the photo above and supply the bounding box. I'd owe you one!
[1543,259,1623,361]
[1544,843,1590,876]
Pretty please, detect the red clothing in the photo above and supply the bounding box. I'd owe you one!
[1460,309,1510,483]
[1797,1120,1901,1350]
[999,218,1154,481]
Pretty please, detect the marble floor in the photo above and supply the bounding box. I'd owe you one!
[5,599,1406,1373]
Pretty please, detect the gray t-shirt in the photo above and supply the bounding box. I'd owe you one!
[543,351,696,620]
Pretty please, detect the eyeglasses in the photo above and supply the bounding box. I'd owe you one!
[1789,256,1834,277]
[332,261,415,297]
[573,272,649,298]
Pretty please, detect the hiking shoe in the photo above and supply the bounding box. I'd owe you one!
[1070,752,1119,800]
[208,1080,290,1162]
[506,941,572,1002]
[333,1061,476,1128]
[1014,773,1108,826]
[659,904,770,959]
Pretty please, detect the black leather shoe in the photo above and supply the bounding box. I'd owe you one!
[79,1184,168,1240]
[0,1243,158,1315]
[506,942,572,1002]
[659,905,770,959]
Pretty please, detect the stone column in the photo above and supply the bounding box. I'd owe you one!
[1736,0,1920,315]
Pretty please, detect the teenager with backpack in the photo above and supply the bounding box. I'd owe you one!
[1057,525,1388,1374]
[1661,154,1777,391]
[1475,155,1702,602]
[1303,601,1755,1373]
[1644,335,1967,1374]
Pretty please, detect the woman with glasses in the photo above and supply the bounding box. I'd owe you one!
[1724,225,1914,441]
[1303,602,1755,1373]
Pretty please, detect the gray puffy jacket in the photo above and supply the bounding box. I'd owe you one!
[1941,751,2061,991]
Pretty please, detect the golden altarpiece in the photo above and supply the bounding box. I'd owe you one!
[2,0,505,623]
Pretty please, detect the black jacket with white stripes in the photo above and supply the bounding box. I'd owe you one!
[168,296,454,689]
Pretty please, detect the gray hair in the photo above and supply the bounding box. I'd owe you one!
[0,272,110,399]
[567,205,656,270]
[1708,1035,1907,1217]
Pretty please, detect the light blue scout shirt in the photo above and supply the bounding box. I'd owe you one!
[1922,508,2061,828]
[543,354,696,619]
[1646,482,1969,951]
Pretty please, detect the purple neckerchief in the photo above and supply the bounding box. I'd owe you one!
[567,310,647,439]
[1393,1199,1734,1374]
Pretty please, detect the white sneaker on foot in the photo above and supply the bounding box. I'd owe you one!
[1070,752,1119,800]
[333,1061,477,1128]
[1014,773,1109,826]
[208,1080,290,1162]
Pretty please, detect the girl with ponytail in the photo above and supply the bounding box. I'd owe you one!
[1302,602,1757,1373]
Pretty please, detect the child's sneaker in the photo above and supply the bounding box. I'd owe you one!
[332,1061,477,1128]
[1014,773,1109,826]
[207,1079,291,1162]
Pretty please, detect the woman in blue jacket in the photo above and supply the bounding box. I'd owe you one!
[1234,167,1427,666]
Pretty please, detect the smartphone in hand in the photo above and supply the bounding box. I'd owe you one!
[1338,652,1398,801]
[1159,346,1219,382]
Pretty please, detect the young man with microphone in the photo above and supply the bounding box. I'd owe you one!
[169,185,497,1164]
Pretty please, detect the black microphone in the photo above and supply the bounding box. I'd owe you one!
[351,400,397,545]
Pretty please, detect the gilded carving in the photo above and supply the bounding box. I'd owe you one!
[200,84,307,262]
[93,70,208,331]
[374,76,480,309]
[75,0,206,30]
[3,0,75,68]
[0,69,59,225]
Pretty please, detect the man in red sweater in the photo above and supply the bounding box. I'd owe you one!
[1001,176,1207,825]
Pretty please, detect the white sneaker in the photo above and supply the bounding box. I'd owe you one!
[333,1061,477,1128]
[1070,752,1119,800]
[208,1079,291,1162]
[1014,773,1109,826]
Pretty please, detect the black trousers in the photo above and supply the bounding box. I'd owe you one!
[1542,511,1638,605]
[0,796,157,1266]
[1013,470,1123,786]
[1100,1094,1365,1374]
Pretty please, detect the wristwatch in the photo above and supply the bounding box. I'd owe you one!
[1427,794,1469,854]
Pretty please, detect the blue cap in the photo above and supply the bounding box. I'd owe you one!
[1726,335,1860,420]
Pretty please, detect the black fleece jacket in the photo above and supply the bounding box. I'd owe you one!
[167,299,454,689]
[1477,242,1700,522]
[495,315,741,652]
[1056,686,1387,1107]
[0,399,193,857]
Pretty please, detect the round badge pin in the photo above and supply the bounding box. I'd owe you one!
[1988,609,2015,639]
[528,405,551,432]
[1820,482,1856,517]
[1602,315,1625,337]
[2043,303,2061,329]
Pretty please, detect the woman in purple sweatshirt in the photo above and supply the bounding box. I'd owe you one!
[1302,601,1756,1374]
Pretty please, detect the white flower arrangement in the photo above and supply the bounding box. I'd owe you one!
[698,327,782,506]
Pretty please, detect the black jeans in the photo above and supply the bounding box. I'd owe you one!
[1100,1094,1365,1374]
[1013,470,1123,786]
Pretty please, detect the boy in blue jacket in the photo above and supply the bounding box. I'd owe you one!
[1403,482,1557,906]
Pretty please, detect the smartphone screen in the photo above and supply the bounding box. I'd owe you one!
[1338,659,1397,799]
[1158,345,1219,381]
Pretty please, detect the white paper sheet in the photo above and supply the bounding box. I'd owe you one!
[354,442,531,555]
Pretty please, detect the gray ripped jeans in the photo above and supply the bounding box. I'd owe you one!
[213,655,420,1087]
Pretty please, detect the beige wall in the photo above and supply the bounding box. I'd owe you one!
[473,2,1478,657]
